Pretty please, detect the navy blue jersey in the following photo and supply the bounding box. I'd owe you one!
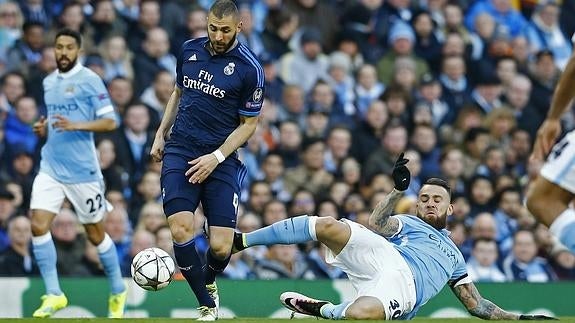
[168,37,264,155]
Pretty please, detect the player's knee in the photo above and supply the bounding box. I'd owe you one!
[345,297,385,320]
[30,217,50,236]
[167,212,195,242]
[209,244,230,259]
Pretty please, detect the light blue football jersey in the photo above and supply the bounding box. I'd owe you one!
[388,215,468,319]
[40,63,115,183]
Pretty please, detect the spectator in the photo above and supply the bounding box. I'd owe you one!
[323,126,352,175]
[107,76,135,117]
[272,120,302,169]
[278,27,329,94]
[465,0,527,38]
[132,27,176,96]
[258,152,291,202]
[126,0,161,54]
[376,21,429,85]
[0,215,39,276]
[52,208,91,276]
[528,49,560,119]
[103,207,131,265]
[0,186,16,251]
[278,85,306,128]
[439,55,472,113]
[350,100,388,164]
[99,35,134,83]
[503,229,557,282]
[120,229,156,277]
[4,96,39,157]
[306,243,346,279]
[415,73,455,129]
[89,0,127,45]
[110,103,154,193]
[0,1,24,63]
[245,180,272,216]
[363,122,408,184]
[96,138,128,194]
[261,8,299,60]
[171,6,208,55]
[237,3,265,57]
[503,74,542,138]
[5,21,44,76]
[285,0,339,52]
[525,1,571,70]
[466,238,506,282]
[262,199,288,226]
[412,10,443,69]
[0,71,26,114]
[354,64,385,119]
[410,123,441,180]
[253,244,315,279]
[284,138,333,196]
[26,46,56,106]
[139,69,174,124]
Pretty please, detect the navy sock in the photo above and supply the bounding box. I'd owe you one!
[205,248,230,285]
[173,239,215,307]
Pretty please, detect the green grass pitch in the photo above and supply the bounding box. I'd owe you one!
[2,319,575,323]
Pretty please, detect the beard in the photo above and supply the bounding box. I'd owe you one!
[417,212,447,230]
[57,56,77,73]
[209,32,237,54]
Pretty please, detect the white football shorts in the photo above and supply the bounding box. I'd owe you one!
[541,130,575,193]
[30,172,111,224]
[324,219,416,320]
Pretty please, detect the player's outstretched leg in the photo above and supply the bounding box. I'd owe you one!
[233,215,317,251]
[32,230,68,318]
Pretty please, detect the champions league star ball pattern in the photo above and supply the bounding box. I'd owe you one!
[131,247,176,291]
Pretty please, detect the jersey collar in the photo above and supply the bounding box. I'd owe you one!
[203,38,239,56]
[57,62,83,79]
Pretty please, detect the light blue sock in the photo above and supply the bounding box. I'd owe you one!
[98,234,126,295]
[549,209,575,255]
[320,301,351,320]
[558,222,575,253]
[32,232,62,295]
[245,215,316,246]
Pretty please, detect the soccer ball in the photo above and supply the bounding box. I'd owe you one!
[131,247,176,291]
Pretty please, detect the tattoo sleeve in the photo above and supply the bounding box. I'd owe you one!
[367,189,402,237]
[451,283,519,320]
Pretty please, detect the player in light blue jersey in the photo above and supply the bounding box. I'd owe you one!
[233,154,555,320]
[29,29,126,318]
[527,42,575,256]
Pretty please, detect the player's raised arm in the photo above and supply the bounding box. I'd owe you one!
[368,153,410,237]
[450,282,556,320]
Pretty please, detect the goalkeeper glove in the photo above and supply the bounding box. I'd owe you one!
[392,152,410,191]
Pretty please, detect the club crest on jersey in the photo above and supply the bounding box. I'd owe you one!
[253,88,263,102]
[64,85,75,97]
[224,62,235,75]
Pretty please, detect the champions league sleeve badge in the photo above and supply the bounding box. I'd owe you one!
[224,62,235,75]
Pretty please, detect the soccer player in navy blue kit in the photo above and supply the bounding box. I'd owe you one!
[29,29,126,318]
[150,0,264,320]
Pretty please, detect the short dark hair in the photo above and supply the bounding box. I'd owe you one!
[55,28,82,48]
[472,237,497,249]
[209,0,238,20]
[423,178,451,199]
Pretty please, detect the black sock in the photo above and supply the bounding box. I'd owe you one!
[173,239,215,307]
[205,248,231,285]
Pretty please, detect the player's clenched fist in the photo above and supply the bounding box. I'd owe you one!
[392,152,410,191]
[33,116,47,137]
[150,136,165,162]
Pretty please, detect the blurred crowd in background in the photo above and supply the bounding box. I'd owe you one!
[1,0,575,283]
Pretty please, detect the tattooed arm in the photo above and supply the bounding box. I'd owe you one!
[368,189,402,237]
[451,282,519,320]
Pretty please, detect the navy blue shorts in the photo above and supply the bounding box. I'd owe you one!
[161,152,247,228]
